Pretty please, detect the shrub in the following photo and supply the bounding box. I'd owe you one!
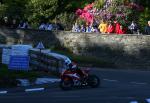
[94,0,105,9]
[57,12,75,31]
[138,7,150,32]
[52,49,115,68]
[0,34,6,44]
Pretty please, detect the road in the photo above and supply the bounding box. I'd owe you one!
[1,68,150,103]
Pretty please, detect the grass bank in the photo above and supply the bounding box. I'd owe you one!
[0,64,56,88]
[52,49,115,68]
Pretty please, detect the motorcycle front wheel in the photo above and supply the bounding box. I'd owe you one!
[87,75,100,88]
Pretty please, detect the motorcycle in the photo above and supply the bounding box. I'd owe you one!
[59,68,100,90]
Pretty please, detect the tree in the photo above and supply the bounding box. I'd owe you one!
[94,0,105,9]
[24,0,60,28]
[0,0,95,28]
[0,0,28,19]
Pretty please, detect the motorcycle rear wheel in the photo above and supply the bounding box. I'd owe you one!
[60,79,73,90]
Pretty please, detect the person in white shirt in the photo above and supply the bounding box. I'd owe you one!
[39,23,46,30]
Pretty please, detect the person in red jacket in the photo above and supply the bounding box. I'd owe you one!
[118,25,127,34]
[115,21,121,34]
[107,21,115,34]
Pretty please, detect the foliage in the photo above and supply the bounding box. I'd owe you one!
[76,18,86,26]
[138,0,150,8]
[0,64,57,87]
[94,0,144,28]
[138,7,150,32]
[26,0,59,23]
[0,0,93,28]
[0,0,150,30]
[0,34,6,43]
[56,12,75,31]
[94,0,105,9]
[113,0,124,5]
[0,0,28,19]
[25,0,94,28]
[51,48,115,68]
[0,3,7,18]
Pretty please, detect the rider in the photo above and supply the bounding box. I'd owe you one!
[65,60,86,80]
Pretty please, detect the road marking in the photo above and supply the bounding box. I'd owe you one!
[130,101,138,103]
[103,79,118,82]
[25,88,45,92]
[0,91,8,94]
[130,82,147,85]
[146,98,150,103]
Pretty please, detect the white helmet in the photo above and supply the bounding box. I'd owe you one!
[72,63,77,69]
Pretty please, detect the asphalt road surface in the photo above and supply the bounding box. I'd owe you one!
[1,68,150,103]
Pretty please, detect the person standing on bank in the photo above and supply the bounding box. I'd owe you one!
[128,21,138,34]
[98,19,108,33]
[144,20,150,35]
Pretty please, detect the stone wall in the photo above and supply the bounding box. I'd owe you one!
[1,27,150,69]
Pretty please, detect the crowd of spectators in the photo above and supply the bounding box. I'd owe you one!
[38,22,64,31]
[0,16,64,31]
[72,22,98,33]
[72,19,141,34]
[0,16,150,35]
[0,17,30,29]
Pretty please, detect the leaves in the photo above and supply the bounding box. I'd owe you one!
[94,0,105,9]
[138,7,150,31]
[0,0,28,18]
[0,0,149,30]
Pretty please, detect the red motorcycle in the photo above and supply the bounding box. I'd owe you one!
[59,68,100,90]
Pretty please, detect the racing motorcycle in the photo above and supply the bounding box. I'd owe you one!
[59,68,100,90]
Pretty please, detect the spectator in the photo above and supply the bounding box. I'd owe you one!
[39,23,46,30]
[3,16,10,27]
[56,23,64,30]
[107,21,115,34]
[23,21,29,28]
[128,21,138,34]
[91,26,99,32]
[18,20,24,28]
[11,19,18,28]
[118,25,127,34]
[74,22,80,32]
[86,25,92,33]
[144,20,150,35]
[72,24,76,32]
[98,20,108,33]
[52,23,61,30]
[53,23,64,30]
[80,25,86,32]
[47,23,53,31]
[53,18,64,30]
[18,20,29,29]
[114,20,121,34]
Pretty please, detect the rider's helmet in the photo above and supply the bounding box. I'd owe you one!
[71,62,77,69]
[65,59,72,69]
[65,59,78,70]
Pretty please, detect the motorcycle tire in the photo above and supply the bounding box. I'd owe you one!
[59,79,73,90]
[87,75,100,88]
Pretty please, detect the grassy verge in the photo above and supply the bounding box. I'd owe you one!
[51,49,115,68]
[0,65,54,79]
[0,64,56,88]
